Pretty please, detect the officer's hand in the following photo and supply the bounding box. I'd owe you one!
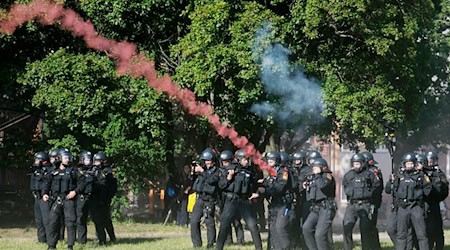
[42,194,49,202]
[227,170,235,180]
[312,166,321,174]
[195,165,204,173]
[303,181,309,189]
[248,193,259,200]
[66,191,76,200]
[257,179,264,184]
[390,174,395,182]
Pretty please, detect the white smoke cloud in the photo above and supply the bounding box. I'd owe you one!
[251,22,324,127]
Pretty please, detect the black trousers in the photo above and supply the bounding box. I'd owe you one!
[343,203,374,250]
[302,204,335,250]
[90,199,107,244]
[104,201,116,241]
[426,203,444,250]
[368,206,381,250]
[176,196,189,226]
[397,205,429,250]
[268,203,290,250]
[76,195,90,244]
[225,214,244,244]
[216,196,262,250]
[34,198,50,242]
[190,199,216,247]
[47,197,76,248]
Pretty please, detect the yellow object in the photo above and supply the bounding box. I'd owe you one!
[187,192,197,213]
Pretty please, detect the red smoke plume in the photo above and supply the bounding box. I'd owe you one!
[0,0,274,174]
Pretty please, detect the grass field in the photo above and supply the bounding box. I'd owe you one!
[2,221,450,249]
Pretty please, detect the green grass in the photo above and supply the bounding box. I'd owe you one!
[5,222,450,249]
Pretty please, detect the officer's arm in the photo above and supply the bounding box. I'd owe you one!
[422,174,432,196]
[218,172,230,190]
[371,171,381,191]
[435,171,449,200]
[385,181,393,194]
[377,169,384,192]
[105,171,118,197]
[74,172,86,194]
[206,171,220,185]
[316,173,334,191]
[342,172,353,197]
[265,172,287,195]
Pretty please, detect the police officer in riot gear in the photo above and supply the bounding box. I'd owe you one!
[302,158,336,250]
[263,151,292,250]
[216,149,262,250]
[291,151,310,248]
[424,151,448,250]
[280,152,301,248]
[91,152,117,245]
[42,149,77,250]
[393,153,431,250]
[191,148,221,248]
[30,151,51,243]
[75,151,94,244]
[343,153,381,250]
[218,150,244,246]
[361,151,383,250]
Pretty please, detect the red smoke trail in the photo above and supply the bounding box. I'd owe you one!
[0,0,274,175]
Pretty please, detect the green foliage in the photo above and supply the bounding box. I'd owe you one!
[19,49,167,190]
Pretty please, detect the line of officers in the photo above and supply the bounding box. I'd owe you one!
[189,148,449,250]
[30,148,117,250]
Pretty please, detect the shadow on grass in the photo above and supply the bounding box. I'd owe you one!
[113,237,164,245]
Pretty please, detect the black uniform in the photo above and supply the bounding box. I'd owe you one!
[103,165,117,242]
[44,165,78,249]
[367,165,383,250]
[385,169,414,249]
[302,165,336,250]
[30,163,52,242]
[75,164,94,244]
[90,164,115,244]
[424,166,448,250]
[265,165,292,250]
[217,165,244,245]
[190,166,220,248]
[342,167,381,250]
[216,163,262,250]
[393,169,431,250]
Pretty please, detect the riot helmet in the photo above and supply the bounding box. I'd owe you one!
[361,151,378,165]
[280,152,292,166]
[311,158,331,173]
[58,148,73,166]
[351,153,366,172]
[220,150,234,162]
[266,151,281,166]
[415,153,427,170]
[79,151,93,166]
[401,153,416,171]
[292,151,306,165]
[426,151,438,167]
[307,150,322,165]
[34,151,49,165]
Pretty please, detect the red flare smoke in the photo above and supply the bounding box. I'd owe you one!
[0,0,274,175]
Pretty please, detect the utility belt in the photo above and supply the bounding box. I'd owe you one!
[197,192,216,202]
[271,192,295,205]
[349,199,371,205]
[310,199,336,212]
[78,193,91,201]
[225,192,249,200]
[397,199,423,209]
